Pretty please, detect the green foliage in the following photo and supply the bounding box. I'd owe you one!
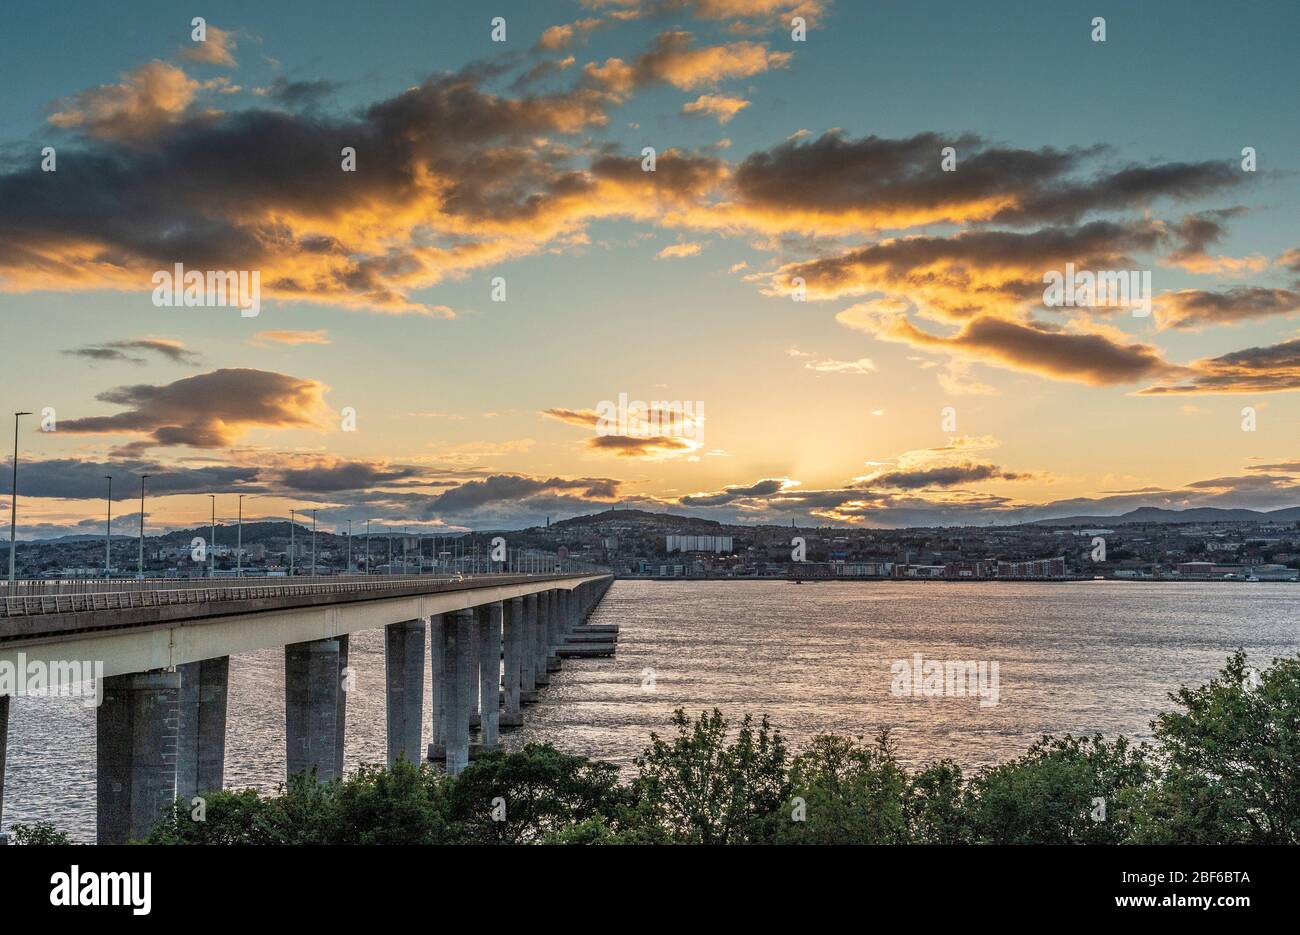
[1132,649,1300,844]
[9,820,73,845]
[961,734,1153,844]
[446,744,628,844]
[777,731,910,844]
[631,708,790,844]
[139,651,1300,845]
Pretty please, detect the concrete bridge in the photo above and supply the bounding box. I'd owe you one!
[0,572,615,843]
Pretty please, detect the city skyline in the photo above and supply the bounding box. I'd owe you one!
[4,0,1300,540]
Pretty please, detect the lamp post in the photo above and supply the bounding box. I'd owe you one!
[137,474,151,579]
[365,520,371,575]
[7,411,32,584]
[207,494,217,578]
[236,494,248,577]
[310,509,317,576]
[289,509,296,576]
[104,475,112,576]
[403,526,409,575]
[347,519,353,573]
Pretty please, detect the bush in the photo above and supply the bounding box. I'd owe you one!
[138,651,1300,846]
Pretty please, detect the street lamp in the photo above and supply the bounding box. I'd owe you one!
[365,519,371,575]
[207,494,217,578]
[7,411,32,584]
[236,494,251,577]
[347,519,353,573]
[104,475,113,576]
[137,474,151,579]
[289,509,296,577]
[310,509,317,576]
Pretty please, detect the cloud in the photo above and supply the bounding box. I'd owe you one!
[250,329,332,346]
[253,77,341,110]
[774,220,1166,317]
[682,93,750,124]
[862,462,1029,490]
[63,337,200,365]
[429,474,620,512]
[728,131,1240,235]
[680,477,795,506]
[58,368,329,450]
[541,407,602,427]
[8,458,259,499]
[586,434,698,459]
[657,241,703,259]
[275,460,427,493]
[584,31,790,94]
[538,18,605,50]
[801,355,875,374]
[47,61,202,143]
[839,304,1173,386]
[1155,287,1300,330]
[180,25,238,67]
[1139,336,1300,395]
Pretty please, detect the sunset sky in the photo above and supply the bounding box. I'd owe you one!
[2,0,1299,537]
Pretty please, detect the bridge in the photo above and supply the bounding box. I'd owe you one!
[0,572,615,843]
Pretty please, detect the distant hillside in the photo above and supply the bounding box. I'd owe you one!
[551,508,724,531]
[1032,506,1300,527]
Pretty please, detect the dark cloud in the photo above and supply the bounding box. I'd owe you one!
[585,435,696,458]
[9,458,259,499]
[276,461,428,493]
[58,368,328,450]
[732,131,1240,232]
[865,463,1029,490]
[63,338,200,365]
[1140,336,1300,395]
[680,478,789,506]
[1156,287,1300,329]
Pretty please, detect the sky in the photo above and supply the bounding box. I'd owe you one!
[2,0,1300,538]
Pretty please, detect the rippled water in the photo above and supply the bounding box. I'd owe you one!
[5,580,1298,842]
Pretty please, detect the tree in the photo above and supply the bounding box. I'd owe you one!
[1133,650,1300,844]
[631,708,790,844]
[961,734,1153,844]
[777,731,911,843]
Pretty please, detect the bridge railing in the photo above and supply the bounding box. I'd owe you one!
[0,571,610,619]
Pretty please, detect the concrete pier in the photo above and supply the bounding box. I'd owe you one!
[478,603,502,748]
[535,590,552,685]
[520,593,538,699]
[429,613,445,752]
[385,619,425,766]
[0,693,9,843]
[97,670,181,845]
[546,590,562,673]
[175,656,229,801]
[443,609,474,774]
[501,597,524,727]
[284,637,346,783]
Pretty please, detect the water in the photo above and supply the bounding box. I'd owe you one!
[5,580,1298,842]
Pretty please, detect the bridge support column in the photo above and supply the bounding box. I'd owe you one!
[478,603,502,748]
[176,656,228,802]
[523,592,542,695]
[385,619,425,766]
[501,597,524,726]
[546,590,561,673]
[535,590,551,684]
[97,670,180,845]
[429,614,445,756]
[0,693,9,844]
[285,637,346,783]
[443,609,474,774]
